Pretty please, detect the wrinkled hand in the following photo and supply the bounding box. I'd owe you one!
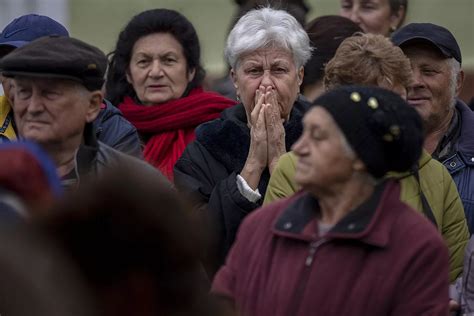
[241,88,268,189]
[264,87,286,173]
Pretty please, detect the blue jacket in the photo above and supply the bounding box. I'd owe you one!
[442,100,474,233]
[92,100,142,159]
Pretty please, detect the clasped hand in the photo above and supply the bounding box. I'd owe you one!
[241,86,286,190]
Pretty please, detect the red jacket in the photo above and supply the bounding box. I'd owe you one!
[212,180,449,315]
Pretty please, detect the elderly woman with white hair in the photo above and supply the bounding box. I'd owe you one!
[174,7,311,274]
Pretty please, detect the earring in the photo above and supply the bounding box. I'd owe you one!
[390,25,397,33]
[236,95,240,102]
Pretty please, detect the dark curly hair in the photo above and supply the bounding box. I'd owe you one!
[105,9,206,105]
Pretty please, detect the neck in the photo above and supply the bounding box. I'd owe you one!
[424,108,454,154]
[316,175,375,225]
[42,137,82,178]
[303,81,325,103]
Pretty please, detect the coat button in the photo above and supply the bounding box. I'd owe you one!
[471,157,474,162]
[284,222,292,229]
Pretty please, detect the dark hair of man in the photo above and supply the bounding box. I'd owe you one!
[105,9,205,106]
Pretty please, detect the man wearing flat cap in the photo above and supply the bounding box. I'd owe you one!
[0,14,142,158]
[392,23,474,232]
[0,36,167,190]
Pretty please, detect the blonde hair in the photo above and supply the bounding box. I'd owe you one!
[324,33,412,91]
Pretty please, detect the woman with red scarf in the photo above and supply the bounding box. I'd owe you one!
[106,9,236,180]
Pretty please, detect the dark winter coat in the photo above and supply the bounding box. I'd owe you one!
[212,180,450,316]
[174,98,309,272]
[442,100,474,232]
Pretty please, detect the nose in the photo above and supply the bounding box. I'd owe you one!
[149,60,163,78]
[260,70,274,88]
[409,68,426,90]
[347,9,362,24]
[27,91,45,114]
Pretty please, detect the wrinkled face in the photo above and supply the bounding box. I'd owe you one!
[292,107,359,193]
[403,44,458,132]
[231,48,303,121]
[127,32,195,105]
[12,77,100,146]
[340,0,402,36]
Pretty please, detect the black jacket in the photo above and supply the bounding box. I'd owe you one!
[174,98,309,272]
[65,123,168,190]
[93,99,142,159]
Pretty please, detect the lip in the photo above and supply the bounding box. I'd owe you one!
[147,84,167,89]
[407,96,430,106]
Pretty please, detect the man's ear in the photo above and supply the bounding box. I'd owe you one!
[455,69,465,96]
[85,90,103,123]
[352,159,366,172]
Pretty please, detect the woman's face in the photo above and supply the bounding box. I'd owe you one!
[292,107,360,193]
[231,48,303,121]
[339,0,404,36]
[127,33,195,105]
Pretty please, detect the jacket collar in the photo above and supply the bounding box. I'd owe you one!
[76,122,99,176]
[454,99,474,158]
[272,180,397,247]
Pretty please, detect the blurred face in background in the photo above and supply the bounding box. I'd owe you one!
[339,0,405,36]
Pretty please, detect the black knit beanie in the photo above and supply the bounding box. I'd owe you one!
[312,85,424,178]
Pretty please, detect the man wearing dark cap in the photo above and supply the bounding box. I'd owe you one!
[0,36,167,190]
[0,14,142,158]
[392,23,474,233]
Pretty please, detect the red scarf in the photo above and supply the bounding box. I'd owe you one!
[119,87,237,181]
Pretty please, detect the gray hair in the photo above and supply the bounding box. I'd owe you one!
[448,58,461,108]
[224,7,312,69]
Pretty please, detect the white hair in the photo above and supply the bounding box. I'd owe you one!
[448,58,461,108]
[224,7,312,69]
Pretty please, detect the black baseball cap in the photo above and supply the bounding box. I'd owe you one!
[391,23,462,64]
[0,36,107,91]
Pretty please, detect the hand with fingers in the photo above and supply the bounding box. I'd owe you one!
[263,86,286,174]
[241,86,269,190]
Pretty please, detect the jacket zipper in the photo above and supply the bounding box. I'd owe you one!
[287,238,327,315]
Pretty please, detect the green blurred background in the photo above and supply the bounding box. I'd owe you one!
[67,0,474,75]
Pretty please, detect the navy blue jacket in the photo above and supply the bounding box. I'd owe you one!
[93,100,142,159]
[442,100,474,232]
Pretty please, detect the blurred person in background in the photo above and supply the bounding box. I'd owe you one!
[339,0,407,36]
[0,36,168,191]
[0,141,61,221]
[174,7,312,275]
[106,9,236,181]
[38,163,230,316]
[0,14,142,157]
[212,86,449,315]
[0,222,98,316]
[265,33,469,284]
[301,15,362,103]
